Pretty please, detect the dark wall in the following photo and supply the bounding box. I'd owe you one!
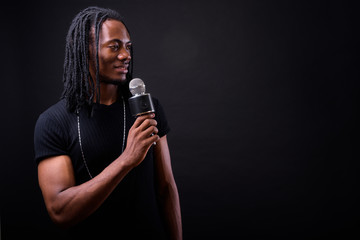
[1,0,359,239]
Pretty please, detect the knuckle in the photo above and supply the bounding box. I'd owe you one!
[136,116,144,123]
[137,115,147,123]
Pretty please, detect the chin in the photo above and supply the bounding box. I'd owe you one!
[117,77,129,85]
[101,76,128,85]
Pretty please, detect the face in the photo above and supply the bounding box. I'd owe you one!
[89,19,132,84]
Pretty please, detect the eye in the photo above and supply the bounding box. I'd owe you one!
[109,44,120,51]
[126,44,132,51]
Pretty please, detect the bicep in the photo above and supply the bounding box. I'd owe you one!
[38,155,75,205]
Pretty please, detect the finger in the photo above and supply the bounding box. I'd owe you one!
[140,126,158,139]
[145,126,159,136]
[144,132,160,146]
[132,113,155,129]
[138,119,157,131]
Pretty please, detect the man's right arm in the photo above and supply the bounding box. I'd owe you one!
[37,113,159,228]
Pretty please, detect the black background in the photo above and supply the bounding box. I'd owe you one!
[1,0,359,239]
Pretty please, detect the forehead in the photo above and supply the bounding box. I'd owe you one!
[99,19,130,42]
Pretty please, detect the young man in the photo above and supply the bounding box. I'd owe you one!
[34,6,182,240]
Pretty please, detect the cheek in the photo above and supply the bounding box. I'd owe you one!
[98,54,115,71]
[99,51,114,63]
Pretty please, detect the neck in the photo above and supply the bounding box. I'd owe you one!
[98,83,119,105]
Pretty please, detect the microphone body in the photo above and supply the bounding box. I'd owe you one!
[128,78,155,117]
[128,93,155,117]
[128,78,157,144]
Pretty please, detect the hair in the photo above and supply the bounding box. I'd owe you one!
[61,6,133,113]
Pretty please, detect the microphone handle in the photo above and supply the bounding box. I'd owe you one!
[128,93,156,145]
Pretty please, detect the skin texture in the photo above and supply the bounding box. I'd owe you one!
[89,19,132,105]
[37,19,182,240]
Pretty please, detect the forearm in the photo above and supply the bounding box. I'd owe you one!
[158,182,183,240]
[48,155,132,228]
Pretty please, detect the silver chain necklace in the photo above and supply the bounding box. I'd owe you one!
[77,97,126,179]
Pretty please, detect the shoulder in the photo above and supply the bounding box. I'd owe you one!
[151,96,164,111]
[34,100,74,164]
[151,96,171,136]
[38,99,68,118]
[35,99,73,131]
[151,96,167,116]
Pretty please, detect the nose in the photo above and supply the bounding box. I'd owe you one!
[117,48,131,61]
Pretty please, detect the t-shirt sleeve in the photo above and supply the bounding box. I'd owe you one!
[34,113,68,164]
[153,98,170,138]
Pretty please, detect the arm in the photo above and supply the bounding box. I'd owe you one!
[38,154,132,228]
[38,114,159,228]
[154,135,183,240]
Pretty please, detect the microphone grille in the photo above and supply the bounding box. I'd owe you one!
[129,78,146,96]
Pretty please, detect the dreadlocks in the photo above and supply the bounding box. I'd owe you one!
[61,6,133,113]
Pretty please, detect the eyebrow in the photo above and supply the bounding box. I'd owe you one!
[105,39,132,45]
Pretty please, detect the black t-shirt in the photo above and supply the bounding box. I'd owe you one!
[34,97,170,239]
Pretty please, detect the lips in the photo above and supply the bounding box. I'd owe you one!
[114,64,129,73]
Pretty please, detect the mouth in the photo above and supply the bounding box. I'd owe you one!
[114,64,129,74]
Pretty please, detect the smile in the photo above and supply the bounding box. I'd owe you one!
[114,65,129,73]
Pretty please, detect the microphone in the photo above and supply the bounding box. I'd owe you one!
[128,78,155,117]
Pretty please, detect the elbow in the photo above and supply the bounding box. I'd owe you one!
[157,178,178,199]
[46,204,76,229]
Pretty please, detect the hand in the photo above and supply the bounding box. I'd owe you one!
[123,113,159,167]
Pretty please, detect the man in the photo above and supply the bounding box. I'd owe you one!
[34,6,182,240]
